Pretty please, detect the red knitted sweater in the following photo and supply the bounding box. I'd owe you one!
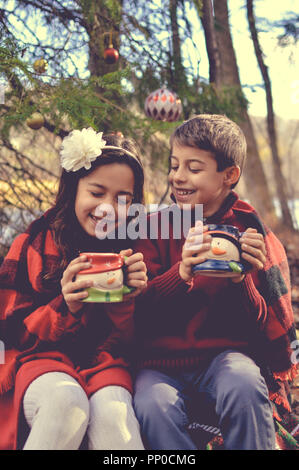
[133,192,297,410]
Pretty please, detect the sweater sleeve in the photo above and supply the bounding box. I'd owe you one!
[134,232,269,331]
[0,232,82,346]
[231,273,268,330]
[133,236,190,304]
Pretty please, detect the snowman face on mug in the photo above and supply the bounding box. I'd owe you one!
[192,225,248,278]
[207,234,241,262]
[93,268,124,290]
[78,268,124,291]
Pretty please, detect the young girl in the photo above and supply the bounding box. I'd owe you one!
[0,129,147,450]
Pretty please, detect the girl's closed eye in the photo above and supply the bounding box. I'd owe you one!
[91,191,105,198]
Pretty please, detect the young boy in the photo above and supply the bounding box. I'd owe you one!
[133,114,297,450]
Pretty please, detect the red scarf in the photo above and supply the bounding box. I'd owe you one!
[0,209,134,395]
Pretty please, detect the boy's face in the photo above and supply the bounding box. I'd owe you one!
[169,141,240,216]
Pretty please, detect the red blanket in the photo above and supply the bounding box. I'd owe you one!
[0,209,134,449]
[232,198,298,409]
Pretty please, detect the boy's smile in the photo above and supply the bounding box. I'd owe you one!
[169,142,240,217]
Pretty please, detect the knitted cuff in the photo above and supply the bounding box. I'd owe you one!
[238,273,260,302]
[153,262,192,297]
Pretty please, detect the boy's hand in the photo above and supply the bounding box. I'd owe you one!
[179,221,212,282]
[120,248,148,298]
[231,228,267,283]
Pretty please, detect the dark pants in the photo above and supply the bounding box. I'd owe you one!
[133,350,276,450]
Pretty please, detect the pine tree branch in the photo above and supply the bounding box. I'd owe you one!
[14,0,87,28]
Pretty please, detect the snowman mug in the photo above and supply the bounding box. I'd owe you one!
[192,224,251,278]
[76,252,133,302]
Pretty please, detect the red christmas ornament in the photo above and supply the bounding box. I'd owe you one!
[144,87,182,122]
[104,46,119,64]
[104,32,119,64]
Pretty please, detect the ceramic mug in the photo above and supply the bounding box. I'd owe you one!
[192,224,250,277]
[76,252,133,302]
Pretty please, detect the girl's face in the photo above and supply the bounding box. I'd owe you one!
[169,141,239,216]
[75,163,135,237]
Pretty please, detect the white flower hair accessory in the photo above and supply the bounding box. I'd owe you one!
[60,128,107,172]
[60,127,142,172]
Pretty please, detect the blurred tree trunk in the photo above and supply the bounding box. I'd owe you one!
[86,0,122,78]
[246,0,295,231]
[169,0,186,93]
[199,0,221,87]
[208,0,279,227]
[85,0,124,129]
[159,0,189,203]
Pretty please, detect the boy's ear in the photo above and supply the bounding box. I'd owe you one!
[223,166,240,186]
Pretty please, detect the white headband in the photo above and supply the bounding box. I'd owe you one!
[101,145,141,162]
[60,127,142,172]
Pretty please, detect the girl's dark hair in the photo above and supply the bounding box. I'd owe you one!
[47,133,144,280]
[169,114,247,188]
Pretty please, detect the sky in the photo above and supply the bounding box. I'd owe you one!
[224,0,298,119]
[183,0,298,120]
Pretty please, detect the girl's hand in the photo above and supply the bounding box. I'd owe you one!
[179,221,212,282]
[120,248,148,297]
[231,228,267,283]
[61,254,93,314]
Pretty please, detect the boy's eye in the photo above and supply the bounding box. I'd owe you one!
[91,192,105,197]
[170,166,178,171]
[189,165,202,172]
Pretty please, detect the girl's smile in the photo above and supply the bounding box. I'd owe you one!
[75,163,135,237]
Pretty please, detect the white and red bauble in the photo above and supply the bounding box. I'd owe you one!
[144,87,182,122]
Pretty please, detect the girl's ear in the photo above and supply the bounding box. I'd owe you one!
[223,166,240,186]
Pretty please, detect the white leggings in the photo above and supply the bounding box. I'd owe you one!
[22,372,144,450]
